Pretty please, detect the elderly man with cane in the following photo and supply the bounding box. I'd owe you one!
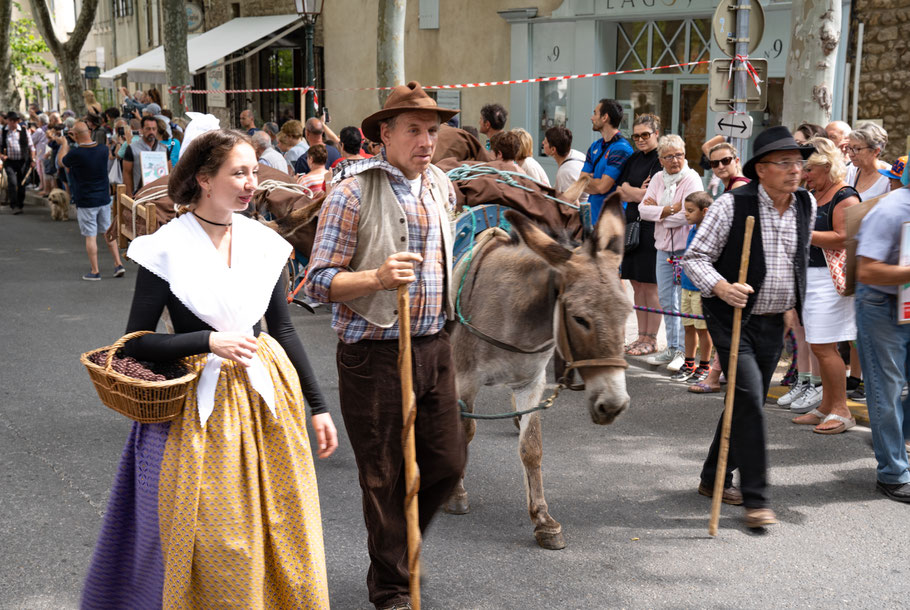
[305,82,466,610]
[682,126,816,529]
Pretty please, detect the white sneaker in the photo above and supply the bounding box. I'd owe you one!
[791,384,823,414]
[778,378,810,408]
[646,347,676,366]
[667,350,686,373]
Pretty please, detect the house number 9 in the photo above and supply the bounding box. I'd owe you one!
[548,46,560,62]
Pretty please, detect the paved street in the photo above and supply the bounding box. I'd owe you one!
[1,200,908,609]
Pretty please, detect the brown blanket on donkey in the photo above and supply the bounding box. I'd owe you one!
[432,124,494,164]
[435,158,583,237]
[106,165,324,257]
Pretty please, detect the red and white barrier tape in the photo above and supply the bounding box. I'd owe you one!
[168,60,710,96]
[729,54,762,95]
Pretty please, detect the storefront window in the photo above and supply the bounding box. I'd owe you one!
[616,19,711,74]
[615,80,673,139]
[538,80,568,156]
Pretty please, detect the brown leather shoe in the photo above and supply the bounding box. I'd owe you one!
[698,482,744,505]
[744,507,778,528]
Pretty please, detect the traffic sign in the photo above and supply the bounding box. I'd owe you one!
[712,0,765,58]
[709,58,768,112]
[714,113,754,139]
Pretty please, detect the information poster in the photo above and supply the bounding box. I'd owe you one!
[899,221,910,324]
[207,65,226,108]
[139,151,168,188]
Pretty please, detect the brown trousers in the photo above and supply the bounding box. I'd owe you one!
[337,329,466,608]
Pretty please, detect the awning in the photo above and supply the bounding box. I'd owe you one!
[99,14,302,86]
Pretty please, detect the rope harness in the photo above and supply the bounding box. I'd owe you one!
[446,164,581,210]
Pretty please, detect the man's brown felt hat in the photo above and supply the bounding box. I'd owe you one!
[361,81,459,143]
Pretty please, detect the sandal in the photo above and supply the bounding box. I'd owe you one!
[627,334,657,356]
[792,408,825,425]
[689,382,720,394]
[813,413,856,435]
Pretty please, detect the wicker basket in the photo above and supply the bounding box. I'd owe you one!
[80,331,198,423]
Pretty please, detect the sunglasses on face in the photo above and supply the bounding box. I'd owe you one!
[710,156,735,168]
[631,131,653,141]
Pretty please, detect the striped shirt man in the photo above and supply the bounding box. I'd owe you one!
[305,154,455,343]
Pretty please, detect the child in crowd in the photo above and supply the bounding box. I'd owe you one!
[672,191,715,382]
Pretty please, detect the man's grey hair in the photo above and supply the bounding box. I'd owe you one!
[848,122,888,154]
[251,130,271,151]
[64,117,76,129]
[37,113,49,126]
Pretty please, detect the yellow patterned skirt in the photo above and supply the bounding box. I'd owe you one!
[83,332,330,609]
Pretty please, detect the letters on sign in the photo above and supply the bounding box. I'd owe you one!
[602,0,694,9]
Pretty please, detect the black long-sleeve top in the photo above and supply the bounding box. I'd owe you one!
[123,266,327,416]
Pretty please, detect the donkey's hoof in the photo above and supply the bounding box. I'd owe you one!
[534,528,566,550]
[444,496,470,515]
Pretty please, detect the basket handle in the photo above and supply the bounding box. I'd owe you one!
[104,330,154,372]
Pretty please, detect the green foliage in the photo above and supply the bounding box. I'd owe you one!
[10,1,53,90]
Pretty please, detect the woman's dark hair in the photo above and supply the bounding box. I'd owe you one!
[339,126,362,154]
[169,130,253,204]
[147,88,162,106]
[795,122,826,142]
[308,143,328,167]
[490,131,521,161]
[480,103,508,130]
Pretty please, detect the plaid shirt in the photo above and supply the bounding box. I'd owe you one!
[305,155,456,343]
[2,124,36,161]
[681,184,816,315]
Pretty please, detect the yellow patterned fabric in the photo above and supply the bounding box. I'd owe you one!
[157,333,330,609]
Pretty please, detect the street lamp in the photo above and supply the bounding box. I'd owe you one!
[295,0,324,119]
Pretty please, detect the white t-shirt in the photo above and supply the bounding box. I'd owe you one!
[846,164,891,201]
[408,176,422,199]
[554,149,587,202]
[518,156,551,187]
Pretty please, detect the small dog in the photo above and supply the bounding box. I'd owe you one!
[48,188,70,221]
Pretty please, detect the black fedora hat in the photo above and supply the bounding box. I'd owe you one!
[4,111,21,121]
[742,125,814,180]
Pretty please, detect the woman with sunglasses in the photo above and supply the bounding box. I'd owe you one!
[846,122,891,201]
[616,114,663,356]
[708,142,750,193]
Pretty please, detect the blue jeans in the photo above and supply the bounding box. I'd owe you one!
[855,284,910,485]
[656,250,683,351]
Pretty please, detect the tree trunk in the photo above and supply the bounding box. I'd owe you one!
[161,0,190,118]
[377,0,406,106]
[781,0,841,130]
[0,0,21,110]
[28,0,100,115]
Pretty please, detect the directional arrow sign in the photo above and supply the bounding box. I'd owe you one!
[714,113,754,139]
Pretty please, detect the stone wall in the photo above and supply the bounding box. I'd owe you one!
[849,0,910,161]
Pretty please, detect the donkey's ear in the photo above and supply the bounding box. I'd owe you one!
[590,192,625,257]
[505,210,572,268]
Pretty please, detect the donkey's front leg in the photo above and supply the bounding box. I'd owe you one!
[516,376,565,550]
[444,376,478,515]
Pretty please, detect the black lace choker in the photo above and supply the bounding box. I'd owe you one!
[193,212,232,227]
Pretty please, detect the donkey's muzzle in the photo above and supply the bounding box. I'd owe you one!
[589,392,629,425]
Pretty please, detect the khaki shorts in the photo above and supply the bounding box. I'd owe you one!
[680,289,707,329]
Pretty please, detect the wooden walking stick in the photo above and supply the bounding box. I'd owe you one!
[397,284,422,608]
[709,215,755,537]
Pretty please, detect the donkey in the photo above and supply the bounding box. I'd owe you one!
[446,194,632,550]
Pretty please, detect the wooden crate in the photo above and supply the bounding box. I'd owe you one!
[113,183,159,248]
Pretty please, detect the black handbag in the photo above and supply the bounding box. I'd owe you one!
[624,218,640,252]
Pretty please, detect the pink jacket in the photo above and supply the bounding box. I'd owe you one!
[638,167,704,253]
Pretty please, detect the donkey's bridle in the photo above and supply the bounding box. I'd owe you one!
[554,296,629,372]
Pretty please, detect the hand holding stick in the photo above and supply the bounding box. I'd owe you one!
[709,215,755,537]
[398,285,422,608]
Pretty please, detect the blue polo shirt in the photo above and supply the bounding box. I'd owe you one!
[582,132,633,222]
[680,224,699,291]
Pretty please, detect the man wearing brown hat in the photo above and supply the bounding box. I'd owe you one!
[305,81,466,609]
[682,126,816,529]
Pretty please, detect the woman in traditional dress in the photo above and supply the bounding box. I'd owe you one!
[82,127,337,609]
[615,114,662,356]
